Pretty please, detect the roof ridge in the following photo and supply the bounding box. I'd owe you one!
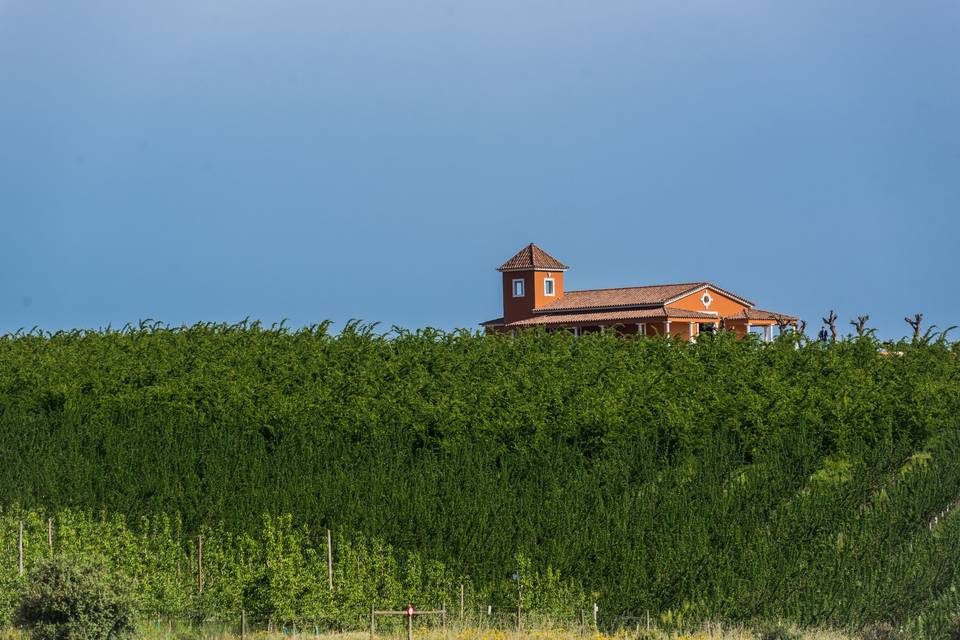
[566,282,706,294]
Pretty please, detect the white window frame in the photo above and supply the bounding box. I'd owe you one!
[543,278,555,296]
[512,278,525,298]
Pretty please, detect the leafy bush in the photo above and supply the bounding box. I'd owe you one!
[859,622,899,640]
[758,625,802,640]
[14,555,136,640]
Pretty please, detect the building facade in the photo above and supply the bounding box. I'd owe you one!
[481,243,797,340]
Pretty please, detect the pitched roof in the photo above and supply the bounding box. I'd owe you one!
[497,243,569,272]
[534,282,752,312]
[497,307,718,328]
[725,308,798,321]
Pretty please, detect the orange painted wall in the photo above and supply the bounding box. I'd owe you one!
[667,287,748,319]
[501,270,565,323]
[643,321,669,337]
[533,270,565,309]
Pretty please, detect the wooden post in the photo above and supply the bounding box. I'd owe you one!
[198,535,204,593]
[516,583,522,631]
[459,584,464,622]
[18,521,24,577]
[241,609,246,640]
[579,609,585,631]
[592,602,598,627]
[407,606,413,640]
[441,603,446,634]
[645,610,650,631]
[370,606,375,640]
[47,518,53,552]
[326,529,333,591]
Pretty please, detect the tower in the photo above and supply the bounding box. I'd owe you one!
[496,243,569,323]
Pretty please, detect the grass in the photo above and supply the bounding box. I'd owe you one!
[129,625,862,640]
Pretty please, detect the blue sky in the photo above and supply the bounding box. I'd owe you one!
[1,1,958,339]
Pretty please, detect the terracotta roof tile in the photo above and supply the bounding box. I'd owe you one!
[535,282,754,312]
[535,283,701,311]
[497,243,569,272]
[725,308,798,321]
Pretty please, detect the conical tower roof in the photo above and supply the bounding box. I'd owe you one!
[497,243,569,272]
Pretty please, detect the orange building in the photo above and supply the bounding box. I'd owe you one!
[481,243,798,340]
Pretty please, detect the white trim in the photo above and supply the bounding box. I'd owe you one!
[512,279,525,298]
[543,277,555,296]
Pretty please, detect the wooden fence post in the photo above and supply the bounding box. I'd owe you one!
[47,518,53,552]
[197,535,204,593]
[241,609,246,640]
[327,529,333,591]
[459,584,464,622]
[18,521,24,576]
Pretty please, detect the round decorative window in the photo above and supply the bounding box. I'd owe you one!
[701,292,713,309]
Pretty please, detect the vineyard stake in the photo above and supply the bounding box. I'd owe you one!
[327,528,333,590]
[18,521,24,576]
[459,584,464,621]
[241,609,246,640]
[47,518,53,552]
[198,535,204,593]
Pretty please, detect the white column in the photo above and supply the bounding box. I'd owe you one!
[573,327,580,337]
[745,322,751,336]
[665,320,671,337]
[689,322,695,341]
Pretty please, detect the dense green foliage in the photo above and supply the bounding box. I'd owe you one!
[1,323,959,632]
[14,554,136,640]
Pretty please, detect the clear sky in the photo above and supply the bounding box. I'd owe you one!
[2,1,958,339]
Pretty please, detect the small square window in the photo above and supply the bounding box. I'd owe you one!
[543,278,555,296]
[512,279,525,298]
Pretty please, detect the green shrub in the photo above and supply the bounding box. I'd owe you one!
[14,555,136,640]
[758,625,802,640]
[860,622,899,640]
